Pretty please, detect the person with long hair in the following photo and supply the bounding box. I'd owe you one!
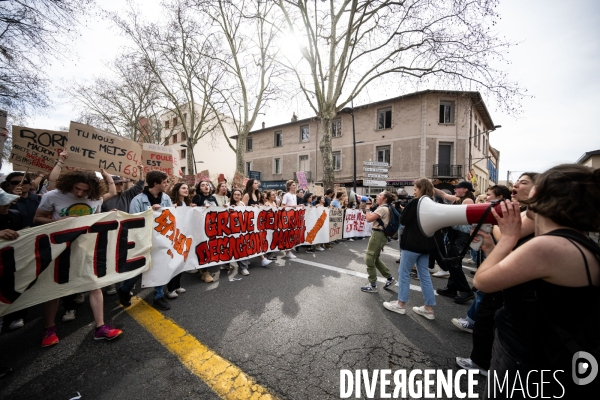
[214,181,229,207]
[165,182,195,299]
[242,179,261,207]
[433,181,477,304]
[383,178,438,319]
[455,173,538,377]
[263,190,278,208]
[193,181,217,207]
[360,191,396,292]
[474,164,600,397]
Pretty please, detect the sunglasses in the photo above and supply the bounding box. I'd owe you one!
[10,180,30,185]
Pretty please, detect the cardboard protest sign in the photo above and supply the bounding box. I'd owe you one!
[313,186,324,196]
[233,170,245,189]
[296,171,308,189]
[0,210,153,317]
[181,175,196,187]
[9,126,68,173]
[329,207,344,241]
[67,122,143,180]
[142,143,183,177]
[143,206,330,286]
[195,169,210,184]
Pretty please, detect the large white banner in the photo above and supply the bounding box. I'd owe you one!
[343,209,373,238]
[142,206,330,287]
[0,210,154,317]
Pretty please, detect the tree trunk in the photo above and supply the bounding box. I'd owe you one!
[235,132,246,175]
[187,139,195,175]
[319,116,334,190]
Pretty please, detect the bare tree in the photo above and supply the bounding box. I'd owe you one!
[112,0,224,174]
[66,52,164,144]
[0,0,95,116]
[273,0,525,189]
[192,0,285,174]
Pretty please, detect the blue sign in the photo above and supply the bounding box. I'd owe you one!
[260,180,286,190]
[249,171,261,180]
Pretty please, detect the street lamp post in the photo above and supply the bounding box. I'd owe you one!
[341,107,359,193]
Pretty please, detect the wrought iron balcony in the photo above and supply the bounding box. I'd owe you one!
[432,164,462,178]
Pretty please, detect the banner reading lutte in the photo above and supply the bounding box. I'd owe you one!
[67,122,143,180]
[0,210,153,317]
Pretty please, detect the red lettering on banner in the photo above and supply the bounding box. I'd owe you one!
[154,209,192,261]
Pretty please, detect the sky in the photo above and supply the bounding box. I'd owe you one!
[6,0,600,182]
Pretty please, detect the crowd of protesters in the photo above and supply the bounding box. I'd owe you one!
[0,143,598,397]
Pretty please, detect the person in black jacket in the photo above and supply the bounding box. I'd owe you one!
[383,178,438,320]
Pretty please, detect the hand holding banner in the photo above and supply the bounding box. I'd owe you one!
[67,122,143,180]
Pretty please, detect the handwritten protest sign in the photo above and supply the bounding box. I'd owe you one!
[329,208,344,241]
[195,169,210,184]
[9,126,68,173]
[343,209,370,238]
[143,206,330,286]
[142,143,183,177]
[0,210,153,317]
[233,170,245,189]
[67,122,143,180]
[296,171,308,189]
[313,186,324,196]
[181,175,196,187]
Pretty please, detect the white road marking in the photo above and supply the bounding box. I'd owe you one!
[289,258,432,294]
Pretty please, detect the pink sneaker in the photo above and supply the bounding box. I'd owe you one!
[41,326,59,347]
[94,324,123,341]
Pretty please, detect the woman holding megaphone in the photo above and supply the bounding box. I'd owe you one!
[383,178,440,319]
[473,164,600,398]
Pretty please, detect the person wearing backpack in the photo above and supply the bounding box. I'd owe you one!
[473,164,600,398]
[361,190,397,293]
[383,178,440,320]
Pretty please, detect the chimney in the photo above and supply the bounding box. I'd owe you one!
[262,121,265,129]
[291,112,298,122]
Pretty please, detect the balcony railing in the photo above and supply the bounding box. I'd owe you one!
[293,171,312,181]
[432,164,462,178]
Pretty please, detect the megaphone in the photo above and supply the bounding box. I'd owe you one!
[359,196,370,202]
[349,190,357,203]
[417,196,503,237]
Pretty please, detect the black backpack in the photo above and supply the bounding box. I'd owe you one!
[376,204,401,236]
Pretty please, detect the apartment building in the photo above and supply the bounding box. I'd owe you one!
[160,104,237,180]
[244,90,499,194]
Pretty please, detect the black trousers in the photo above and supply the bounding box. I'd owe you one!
[470,291,504,370]
[167,273,182,292]
[446,230,472,293]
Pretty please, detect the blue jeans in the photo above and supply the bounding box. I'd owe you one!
[466,290,485,324]
[120,276,164,300]
[398,250,436,306]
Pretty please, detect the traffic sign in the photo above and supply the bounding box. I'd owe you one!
[364,173,388,179]
[363,161,390,167]
[363,179,387,187]
[363,167,389,173]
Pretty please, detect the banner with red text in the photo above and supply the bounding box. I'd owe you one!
[0,210,153,317]
[142,206,330,287]
[342,209,372,238]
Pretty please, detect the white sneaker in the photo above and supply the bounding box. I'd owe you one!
[261,258,272,266]
[62,310,76,322]
[412,306,435,320]
[175,287,186,294]
[106,284,117,295]
[74,293,85,304]
[165,291,178,299]
[316,246,325,251]
[284,252,297,259]
[348,238,354,241]
[451,318,474,333]
[241,269,250,276]
[9,318,24,330]
[186,269,199,274]
[432,270,450,278]
[383,301,406,315]
[456,357,488,376]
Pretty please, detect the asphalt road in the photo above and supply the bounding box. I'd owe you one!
[0,238,484,400]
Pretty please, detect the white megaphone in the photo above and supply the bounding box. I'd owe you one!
[417,196,503,237]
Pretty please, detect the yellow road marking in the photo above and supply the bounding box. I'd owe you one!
[123,297,279,400]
